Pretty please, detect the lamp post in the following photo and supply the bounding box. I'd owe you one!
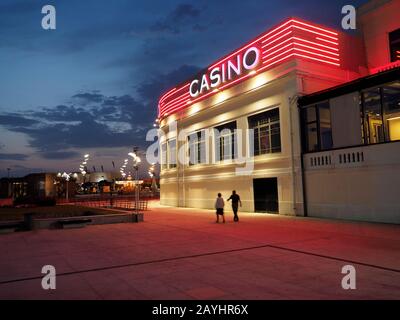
[60,172,72,202]
[148,164,157,196]
[128,148,141,215]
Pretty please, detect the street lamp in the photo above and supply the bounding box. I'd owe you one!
[128,148,141,215]
[61,172,72,202]
[148,164,157,197]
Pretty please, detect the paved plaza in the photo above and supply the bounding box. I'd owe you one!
[0,204,399,300]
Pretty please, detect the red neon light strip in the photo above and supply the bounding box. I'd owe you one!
[262,38,339,61]
[208,19,294,70]
[163,94,191,112]
[161,91,190,108]
[315,37,339,46]
[160,19,341,118]
[293,53,340,66]
[262,36,293,53]
[263,42,294,58]
[163,97,190,113]
[263,46,340,65]
[292,37,338,51]
[261,24,337,49]
[261,30,293,48]
[293,25,338,41]
[261,52,296,69]
[163,101,189,115]
[292,46,340,61]
[293,42,339,57]
[159,88,176,103]
[263,47,295,63]
[262,36,338,57]
[207,19,337,71]
[160,84,189,104]
[291,19,338,36]
[261,25,293,44]
[164,100,191,115]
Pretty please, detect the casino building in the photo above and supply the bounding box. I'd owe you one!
[158,0,400,224]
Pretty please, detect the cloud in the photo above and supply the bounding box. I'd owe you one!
[72,92,104,104]
[40,151,81,160]
[0,153,29,161]
[0,64,201,162]
[150,4,204,34]
[0,114,39,127]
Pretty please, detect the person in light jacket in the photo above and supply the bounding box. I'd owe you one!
[215,193,225,223]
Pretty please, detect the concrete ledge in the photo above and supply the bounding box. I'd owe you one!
[32,212,144,230]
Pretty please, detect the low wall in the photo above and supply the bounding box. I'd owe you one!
[33,212,142,230]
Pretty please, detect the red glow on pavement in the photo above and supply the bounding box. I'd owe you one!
[158,18,341,118]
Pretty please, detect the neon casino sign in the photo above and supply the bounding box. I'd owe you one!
[158,18,340,119]
[189,47,261,98]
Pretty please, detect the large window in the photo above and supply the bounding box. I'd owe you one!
[248,108,281,156]
[383,81,400,141]
[389,28,400,63]
[301,101,333,152]
[303,106,318,152]
[188,130,207,166]
[214,121,237,162]
[362,88,384,144]
[168,139,177,168]
[161,142,167,170]
[301,81,400,153]
[362,82,400,144]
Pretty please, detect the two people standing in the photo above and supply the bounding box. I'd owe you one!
[215,190,242,223]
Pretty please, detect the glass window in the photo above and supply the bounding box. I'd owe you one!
[389,28,400,63]
[382,81,400,141]
[161,142,167,170]
[362,88,384,144]
[168,139,177,168]
[318,102,333,150]
[301,101,332,152]
[302,105,318,152]
[214,121,237,162]
[248,108,281,156]
[188,130,207,166]
[306,122,318,152]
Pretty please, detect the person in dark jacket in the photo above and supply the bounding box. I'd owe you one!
[227,190,242,222]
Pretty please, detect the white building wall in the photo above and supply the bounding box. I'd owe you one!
[303,142,400,224]
[160,59,351,216]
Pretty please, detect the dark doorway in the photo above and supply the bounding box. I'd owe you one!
[253,178,279,213]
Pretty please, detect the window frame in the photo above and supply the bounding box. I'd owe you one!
[187,130,207,166]
[167,139,177,169]
[214,121,237,163]
[248,107,282,157]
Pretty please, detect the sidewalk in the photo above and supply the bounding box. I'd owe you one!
[0,205,399,299]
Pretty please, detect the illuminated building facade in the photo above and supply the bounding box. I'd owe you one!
[158,0,400,223]
[299,0,400,223]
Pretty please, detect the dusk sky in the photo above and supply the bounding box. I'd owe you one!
[0,0,367,177]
